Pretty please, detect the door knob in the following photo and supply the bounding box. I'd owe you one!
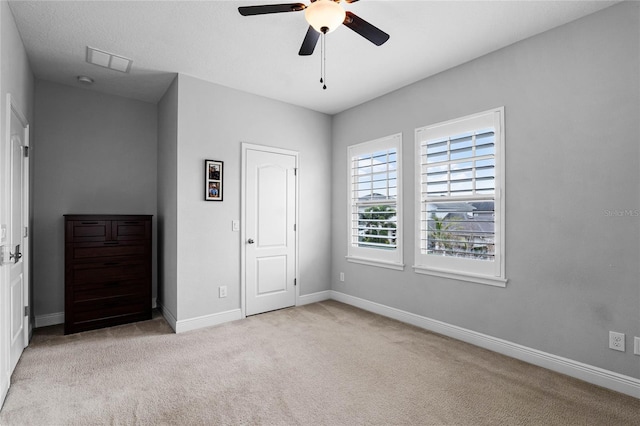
[247,238,255,244]
[9,244,22,264]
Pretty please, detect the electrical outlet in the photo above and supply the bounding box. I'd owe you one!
[231,220,240,232]
[340,272,344,282]
[634,337,640,356]
[609,331,625,352]
[219,286,227,298]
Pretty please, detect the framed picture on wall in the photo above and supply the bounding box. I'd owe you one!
[205,159,223,201]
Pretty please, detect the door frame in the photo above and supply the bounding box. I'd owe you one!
[240,143,299,318]
[9,95,30,350]
[1,94,30,406]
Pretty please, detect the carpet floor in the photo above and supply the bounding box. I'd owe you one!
[0,300,638,425]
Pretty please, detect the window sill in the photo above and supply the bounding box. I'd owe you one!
[346,256,405,271]
[413,265,507,287]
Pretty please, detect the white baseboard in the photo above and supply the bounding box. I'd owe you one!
[156,301,177,332]
[330,290,640,399]
[29,290,639,398]
[35,312,64,328]
[298,290,332,306]
[1,375,9,409]
[175,309,242,334]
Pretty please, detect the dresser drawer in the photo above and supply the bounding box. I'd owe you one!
[73,295,148,318]
[65,215,151,243]
[113,220,150,241]
[67,220,109,242]
[69,295,150,328]
[66,241,148,262]
[69,259,148,284]
[71,278,148,302]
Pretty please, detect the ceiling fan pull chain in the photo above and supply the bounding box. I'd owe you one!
[319,32,323,85]
[320,27,327,90]
[323,34,327,90]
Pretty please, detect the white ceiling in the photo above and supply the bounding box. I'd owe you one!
[8,0,619,115]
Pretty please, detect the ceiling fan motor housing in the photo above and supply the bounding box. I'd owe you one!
[305,0,346,34]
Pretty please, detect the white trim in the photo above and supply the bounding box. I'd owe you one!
[414,107,506,284]
[157,301,177,332]
[175,309,242,334]
[240,145,247,318]
[0,374,8,410]
[17,291,640,398]
[413,265,507,287]
[297,290,332,306]
[346,256,405,271]
[34,312,64,328]
[329,291,640,399]
[294,153,300,308]
[347,133,403,266]
[18,117,30,351]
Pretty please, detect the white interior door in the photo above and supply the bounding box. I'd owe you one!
[244,145,297,316]
[8,98,29,374]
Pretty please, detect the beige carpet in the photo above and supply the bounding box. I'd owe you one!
[0,300,638,425]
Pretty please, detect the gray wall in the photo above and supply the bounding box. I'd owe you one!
[0,1,33,123]
[330,2,639,379]
[32,80,158,317]
[157,76,179,320]
[169,74,332,321]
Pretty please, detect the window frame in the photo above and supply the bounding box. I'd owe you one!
[414,108,506,287]
[347,133,404,270]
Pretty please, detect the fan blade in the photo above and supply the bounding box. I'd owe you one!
[238,3,306,16]
[343,11,389,46]
[299,26,320,55]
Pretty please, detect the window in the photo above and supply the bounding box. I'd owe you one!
[347,134,403,270]
[414,108,506,286]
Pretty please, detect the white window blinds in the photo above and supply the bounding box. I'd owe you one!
[348,133,403,269]
[352,148,398,250]
[414,108,506,286]
[420,129,496,261]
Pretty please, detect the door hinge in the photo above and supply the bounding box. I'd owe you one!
[294,168,297,176]
[24,226,28,238]
[24,306,30,317]
[294,278,297,286]
[294,224,296,231]
[23,146,29,157]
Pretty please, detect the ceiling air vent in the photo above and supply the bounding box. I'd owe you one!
[86,46,132,73]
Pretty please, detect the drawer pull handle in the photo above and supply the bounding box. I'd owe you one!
[103,262,120,266]
[81,222,99,225]
[104,282,120,287]
[124,221,140,224]
[103,242,119,245]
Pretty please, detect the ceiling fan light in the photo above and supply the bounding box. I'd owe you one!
[304,0,346,34]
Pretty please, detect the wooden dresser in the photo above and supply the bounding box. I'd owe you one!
[64,214,152,334]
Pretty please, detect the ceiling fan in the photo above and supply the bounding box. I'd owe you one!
[238,0,390,56]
